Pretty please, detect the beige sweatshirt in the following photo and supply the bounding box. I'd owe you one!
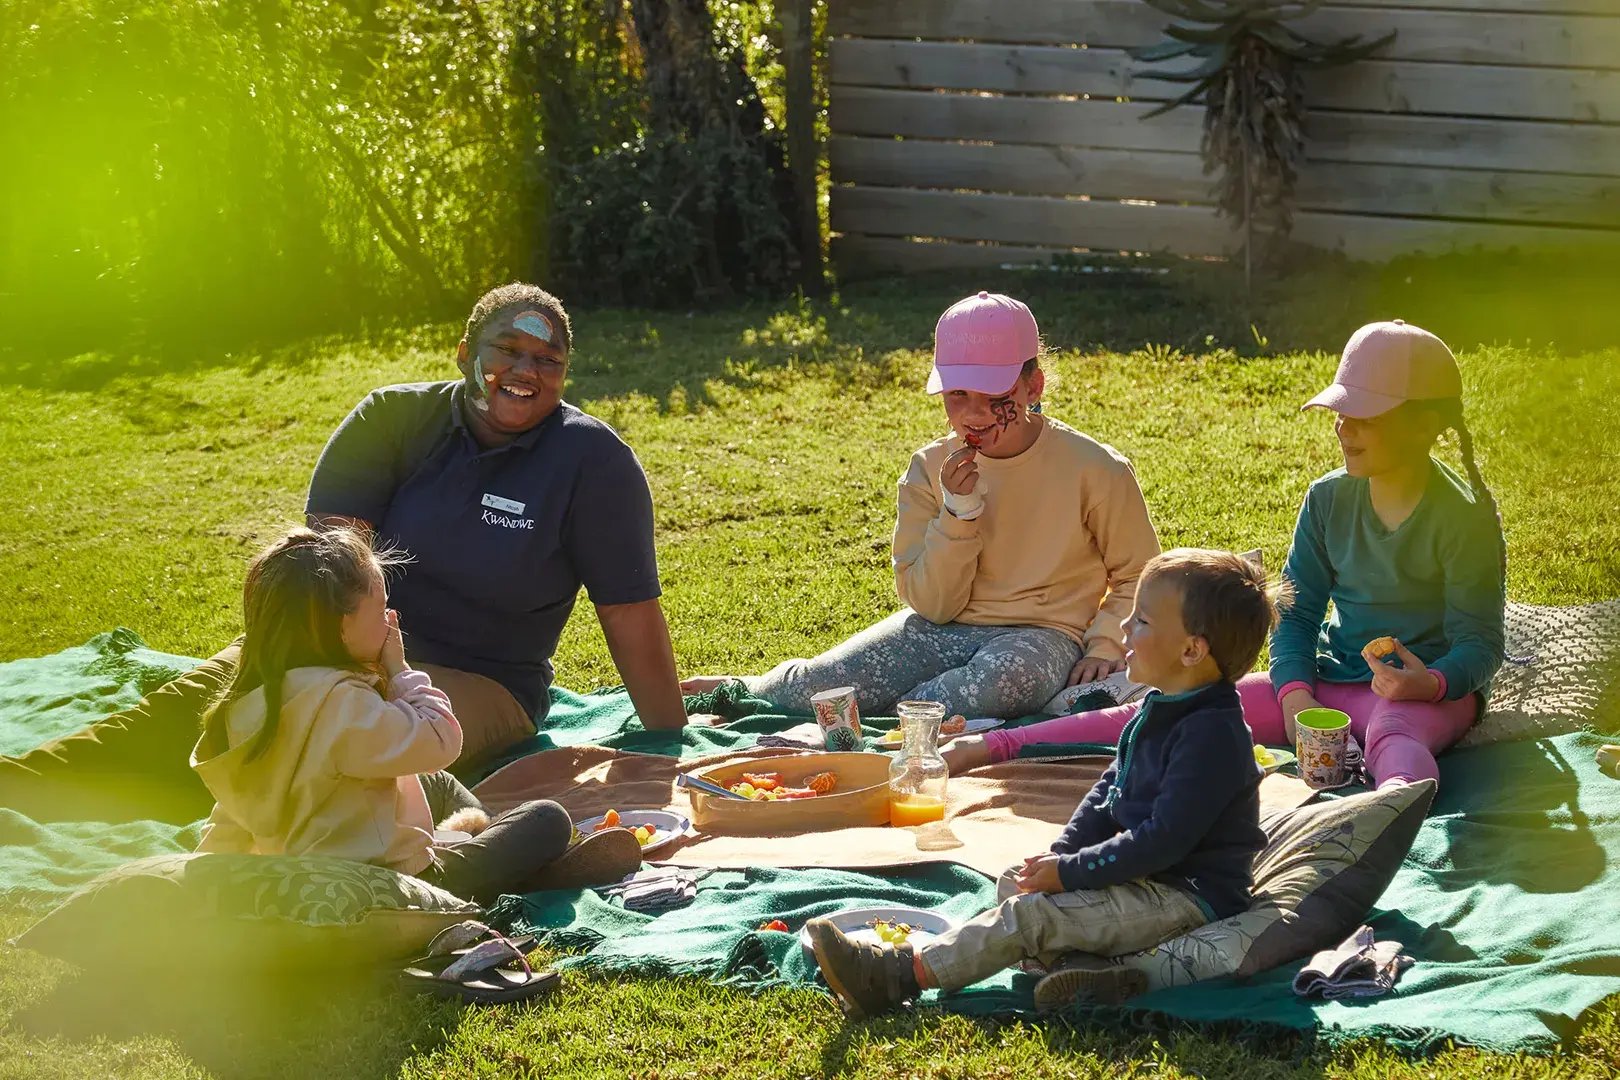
[191,667,462,876]
[893,418,1160,660]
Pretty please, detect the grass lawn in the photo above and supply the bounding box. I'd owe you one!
[1,261,1617,1078]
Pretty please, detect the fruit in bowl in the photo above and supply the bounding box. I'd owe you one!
[1253,745,1278,768]
[868,919,913,945]
[728,771,839,801]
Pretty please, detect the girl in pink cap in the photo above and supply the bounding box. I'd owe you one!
[683,291,1160,718]
[949,319,1505,788]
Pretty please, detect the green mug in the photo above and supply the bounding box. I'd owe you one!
[1295,707,1351,789]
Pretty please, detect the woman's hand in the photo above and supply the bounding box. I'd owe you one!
[941,734,994,776]
[380,609,408,679]
[1363,639,1441,702]
[1279,687,1321,746]
[940,444,979,497]
[1067,654,1124,686]
[1015,853,1065,894]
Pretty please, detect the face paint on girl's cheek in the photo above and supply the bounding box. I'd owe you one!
[990,397,1020,431]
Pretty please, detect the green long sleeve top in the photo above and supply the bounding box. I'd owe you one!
[1270,460,1505,704]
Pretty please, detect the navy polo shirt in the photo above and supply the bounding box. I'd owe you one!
[306,380,661,721]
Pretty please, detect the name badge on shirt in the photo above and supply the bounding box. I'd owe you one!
[481,493,526,515]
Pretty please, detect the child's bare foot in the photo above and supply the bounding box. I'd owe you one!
[941,735,994,775]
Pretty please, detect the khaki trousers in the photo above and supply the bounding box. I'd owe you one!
[918,868,1208,992]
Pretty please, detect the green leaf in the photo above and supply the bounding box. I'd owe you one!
[1165,21,1244,44]
[1128,39,1204,62]
[1139,78,1218,118]
[1152,50,1232,83]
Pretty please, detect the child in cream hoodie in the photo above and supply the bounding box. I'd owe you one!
[191,526,637,901]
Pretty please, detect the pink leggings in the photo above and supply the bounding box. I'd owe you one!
[983,673,1479,788]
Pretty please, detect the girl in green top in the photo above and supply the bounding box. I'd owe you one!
[1250,319,1505,787]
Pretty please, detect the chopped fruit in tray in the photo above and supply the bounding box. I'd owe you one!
[727,772,840,801]
[758,919,790,932]
[631,824,659,846]
[596,809,621,830]
[805,771,838,795]
[940,715,967,736]
[868,919,913,945]
[1253,745,1277,768]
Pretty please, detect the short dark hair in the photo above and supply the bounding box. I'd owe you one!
[1144,548,1289,682]
[463,283,573,352]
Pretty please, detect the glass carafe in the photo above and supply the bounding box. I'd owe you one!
[888,700,949,826]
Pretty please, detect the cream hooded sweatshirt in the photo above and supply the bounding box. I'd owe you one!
[191,667,462,876]
[893,418,1160,661]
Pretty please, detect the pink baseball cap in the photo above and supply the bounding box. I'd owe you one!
[1303,319,1462,418]
[927,291,1040,395]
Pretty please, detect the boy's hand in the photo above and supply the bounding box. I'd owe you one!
[380,609,408,679]
[1067,655,1124,686]
[1015,853,1065,894]
[1364,639,1440,702]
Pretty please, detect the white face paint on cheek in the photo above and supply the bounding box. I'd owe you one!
[470,356,491,412]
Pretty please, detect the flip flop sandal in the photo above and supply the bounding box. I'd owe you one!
[419,920,537,960]
[402,937,560,1006]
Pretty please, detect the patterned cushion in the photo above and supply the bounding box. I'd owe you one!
[1458,600,1620,748]
[13,853,478,971]
[1116,779,1434,990]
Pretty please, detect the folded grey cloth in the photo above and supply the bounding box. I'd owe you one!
[594,867,710,914]
[755,722,828,750]
[1293,924,1414,1000]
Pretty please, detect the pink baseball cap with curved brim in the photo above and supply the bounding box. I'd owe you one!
[927,291,1041,395]
[1303,319,1462,418]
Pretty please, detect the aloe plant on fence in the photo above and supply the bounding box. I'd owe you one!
[1130,0,1394,286]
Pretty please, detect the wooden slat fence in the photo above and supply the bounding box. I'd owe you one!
[827,0,1620,274]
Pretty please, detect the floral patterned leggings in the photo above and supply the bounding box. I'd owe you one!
[747,609,1081,719]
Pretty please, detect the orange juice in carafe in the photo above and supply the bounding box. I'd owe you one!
[888,700,949,827]
[889,794,946,827]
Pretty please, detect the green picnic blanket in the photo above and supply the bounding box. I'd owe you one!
[490,727,1620,1054]
[4,631,1620,1054]
[0,629,194,758]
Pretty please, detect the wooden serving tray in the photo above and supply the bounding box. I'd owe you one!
[689,752,893,836]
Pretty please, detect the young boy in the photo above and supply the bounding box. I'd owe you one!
[808,548,1282,1016]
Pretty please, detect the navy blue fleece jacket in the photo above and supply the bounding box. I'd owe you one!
[1051,681,1266,919]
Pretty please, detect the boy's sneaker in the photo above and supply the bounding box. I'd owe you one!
[805,918,919,1019]
[1033,952,1148,1011]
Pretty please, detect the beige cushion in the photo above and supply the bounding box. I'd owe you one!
[1115,779,1435,990]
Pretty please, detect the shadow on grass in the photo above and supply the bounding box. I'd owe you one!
[13,962,461,1080]
[9,248,1618,412]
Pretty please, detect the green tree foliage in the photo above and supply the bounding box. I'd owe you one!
[0,0,799,359]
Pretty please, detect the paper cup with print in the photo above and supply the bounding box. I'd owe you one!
[810,686,864,751]
[1295,708,1351,788]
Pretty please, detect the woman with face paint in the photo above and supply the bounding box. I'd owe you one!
[1,283,689,826]
[683,292,1161,719]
